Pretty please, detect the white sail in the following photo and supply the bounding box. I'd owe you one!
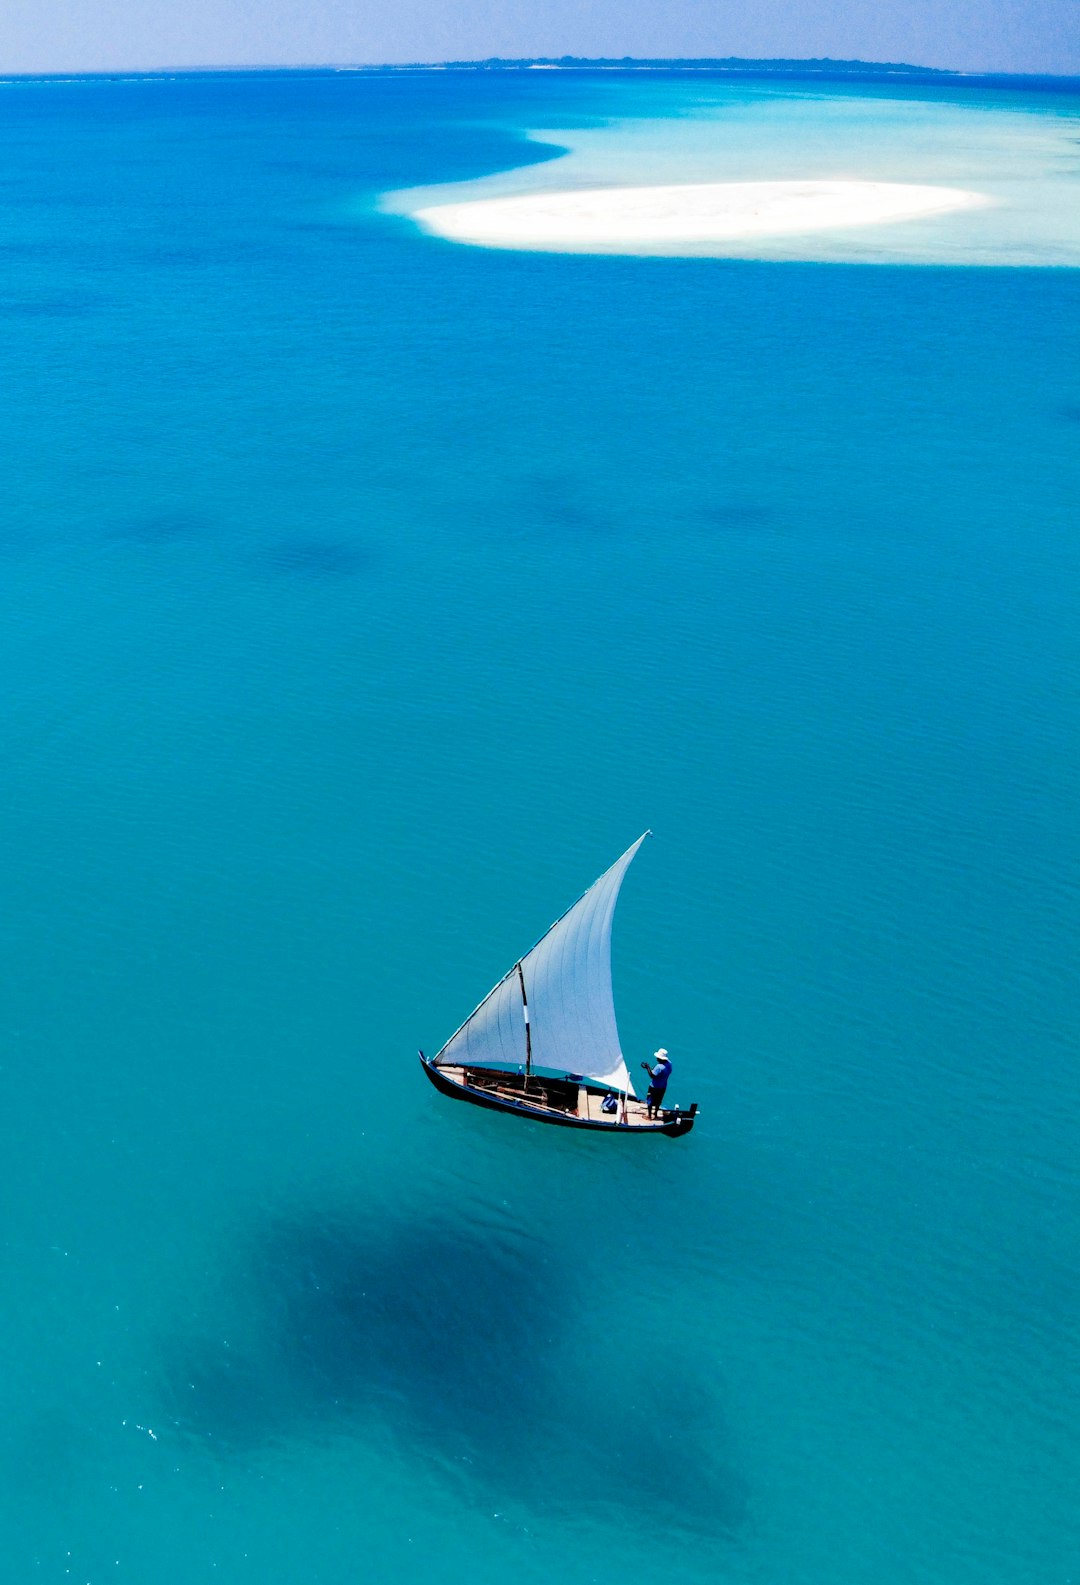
[435,835,648,1094]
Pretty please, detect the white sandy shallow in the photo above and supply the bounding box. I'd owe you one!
[412,179,992,255]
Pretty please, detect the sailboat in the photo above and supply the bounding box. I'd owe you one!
[419,833,697,1138]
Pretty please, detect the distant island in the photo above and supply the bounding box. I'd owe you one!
[418,57,954,77]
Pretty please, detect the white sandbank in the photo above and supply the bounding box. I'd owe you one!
[411,179,992,255]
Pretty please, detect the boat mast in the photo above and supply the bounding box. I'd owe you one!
[430,833,651,1083]
[516,960,532,1079]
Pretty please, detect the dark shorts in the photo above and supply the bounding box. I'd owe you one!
[647,1085,667,1111]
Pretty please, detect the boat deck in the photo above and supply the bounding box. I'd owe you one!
[441,1064,665,1127]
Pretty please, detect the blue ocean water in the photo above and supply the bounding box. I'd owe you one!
[0,69,1078,1584]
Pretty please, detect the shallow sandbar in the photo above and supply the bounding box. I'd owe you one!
[412,179,992,256]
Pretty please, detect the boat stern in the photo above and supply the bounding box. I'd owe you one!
[660,1102,698,1137]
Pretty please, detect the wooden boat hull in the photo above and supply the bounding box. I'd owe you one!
[420,1054,697,1138]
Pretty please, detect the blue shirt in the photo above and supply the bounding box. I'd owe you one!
[649,1058,672,1091]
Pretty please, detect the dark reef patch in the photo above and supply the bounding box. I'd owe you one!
[0,291,106,318]
[259,538,374,577]
[514,472,611,537]
[108,510,209,544]
[158,1208,746,1538]
[164,1214,565,1457]
[699,502,776,531]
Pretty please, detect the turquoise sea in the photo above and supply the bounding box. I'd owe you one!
[1,68,1078,1584]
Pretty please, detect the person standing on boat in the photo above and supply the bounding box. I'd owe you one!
[642,1048,672,1119]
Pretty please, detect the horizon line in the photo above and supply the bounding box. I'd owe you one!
[1,56,1079,85]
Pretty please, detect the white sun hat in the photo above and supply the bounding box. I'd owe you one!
[654,1048,668,1059]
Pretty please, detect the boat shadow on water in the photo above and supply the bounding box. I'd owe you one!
[159,1207,746,1540]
